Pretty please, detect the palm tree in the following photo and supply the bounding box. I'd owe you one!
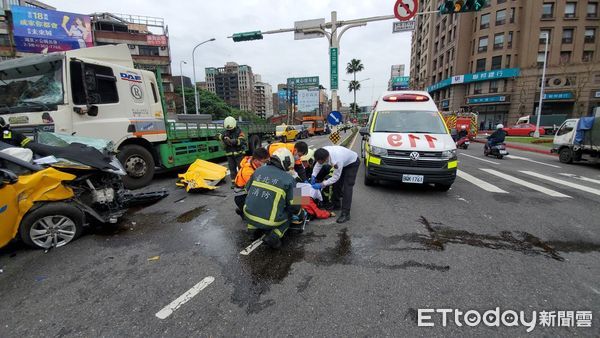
[346,59,364,118]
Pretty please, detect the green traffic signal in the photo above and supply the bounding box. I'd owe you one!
[232,31,263,42]
[439,0,487,14]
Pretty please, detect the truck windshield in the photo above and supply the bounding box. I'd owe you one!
[374,110,447,134]
[303,122,312,128]
[0,61,63,114]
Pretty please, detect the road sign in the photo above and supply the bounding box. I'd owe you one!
[327,111,342,126]
[330,47,338,90]
[286,76,320,90]
[394,0,418,21]
[232,31,263,42]
[294,18,326,40]
[392,20,415,33]
[329,131,341,145]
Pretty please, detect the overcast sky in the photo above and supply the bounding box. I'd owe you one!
[45,0,412,107]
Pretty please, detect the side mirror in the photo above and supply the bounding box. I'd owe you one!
[359,127,370,137]
[87,105,99,117]
[0,168,18,186]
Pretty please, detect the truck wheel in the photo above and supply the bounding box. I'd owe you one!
[249,135,261,153]
[559,148,574,164]
[20,202,84,249]
[282,136,288,143]
[118,144,155,190]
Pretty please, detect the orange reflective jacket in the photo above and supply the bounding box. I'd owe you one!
[235,156,255,188]
[268,143,301,165]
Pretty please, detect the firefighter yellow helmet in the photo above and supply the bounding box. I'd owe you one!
[272,147,294,171]
[224,116,237,130]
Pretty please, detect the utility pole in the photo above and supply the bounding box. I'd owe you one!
[192,38,216,115]
[179,60,187,114]
[534,32,549,138]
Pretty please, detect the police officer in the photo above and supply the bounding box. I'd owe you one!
[243,148,302,248]
[218,116,246,185]
[310,146,359,224]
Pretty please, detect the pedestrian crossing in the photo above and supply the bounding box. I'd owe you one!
[456,168,600,199]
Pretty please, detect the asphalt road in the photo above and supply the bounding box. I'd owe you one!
[1,133,599,337]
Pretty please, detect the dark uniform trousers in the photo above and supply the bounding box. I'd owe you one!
[332,160,360,214]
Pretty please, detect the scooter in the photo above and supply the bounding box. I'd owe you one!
[456,136,470,149]
[484,142,509,159]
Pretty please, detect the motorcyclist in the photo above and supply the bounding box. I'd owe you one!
[487,124,507,148]
[243,148,303,248]
[217,116,246,185]
[457,125,468,139]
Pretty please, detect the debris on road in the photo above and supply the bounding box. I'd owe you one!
[177,159,228,192]
[147,256,160,262]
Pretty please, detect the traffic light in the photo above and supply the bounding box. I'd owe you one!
[232,31,263,42]
[439,0,487,14]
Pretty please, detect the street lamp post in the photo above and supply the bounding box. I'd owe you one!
[179,60,187,114]
[534,32,549,138]
[192,38,216,115]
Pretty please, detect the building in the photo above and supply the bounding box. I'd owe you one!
[410,0,600,127]
[205,62,254,111]
[196,81,208,91]
[172,75,192,92]
[91,13,175,113]
[253,74,273,119]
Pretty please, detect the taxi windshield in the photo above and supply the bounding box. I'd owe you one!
[276,126,286,132]
[373,110,447,134]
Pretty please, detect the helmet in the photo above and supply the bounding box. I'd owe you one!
[272,147,294,171]
[300,148,315,162]
[496,124,504,130]
[461,125,467,130]
[224,116,237,130]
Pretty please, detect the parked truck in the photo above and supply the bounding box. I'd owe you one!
[302,116,325,136]
[552,108,600,164]
[442,111,478,138]
[0,44,274,189]
[516,114,567,135]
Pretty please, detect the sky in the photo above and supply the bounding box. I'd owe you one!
[44,0,413,107]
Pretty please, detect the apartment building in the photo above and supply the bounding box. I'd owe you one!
[205,62,255,112]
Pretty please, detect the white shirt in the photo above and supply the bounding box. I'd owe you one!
[312,146,358,187]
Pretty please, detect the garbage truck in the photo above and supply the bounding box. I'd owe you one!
[0,44,274,189]
[552,107,600,164]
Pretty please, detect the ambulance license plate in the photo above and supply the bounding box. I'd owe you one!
[402,174,424,184]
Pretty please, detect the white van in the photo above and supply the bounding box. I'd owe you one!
[359,91,457,191]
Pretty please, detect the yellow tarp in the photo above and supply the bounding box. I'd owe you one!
[177,159,228,192]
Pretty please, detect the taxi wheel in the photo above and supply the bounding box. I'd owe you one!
[19,202,84,249]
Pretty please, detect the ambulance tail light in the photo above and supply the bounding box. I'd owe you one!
[382,94,430,102]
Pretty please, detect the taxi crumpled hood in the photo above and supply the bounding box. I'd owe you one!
[13,167,76,224]
[369,132,456,152]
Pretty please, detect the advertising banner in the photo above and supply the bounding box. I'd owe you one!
[12,6,93,53]
[297,90,320,113]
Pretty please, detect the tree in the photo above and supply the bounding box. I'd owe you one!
[346,58,364,118]
[174,88,266,123]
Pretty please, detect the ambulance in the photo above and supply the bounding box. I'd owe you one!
[359,91,457,191]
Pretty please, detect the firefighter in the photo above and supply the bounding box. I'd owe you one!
[0,117,31,148]
[310,146,359,224]
[267,141,309,181]
[218,116,247,186]
[243,148,303,248]
[233,147,270,215]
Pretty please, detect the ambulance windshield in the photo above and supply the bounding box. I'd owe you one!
[374,111,447,134]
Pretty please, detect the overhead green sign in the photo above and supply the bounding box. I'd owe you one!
[286,76,320,90]
[330,47,338,90]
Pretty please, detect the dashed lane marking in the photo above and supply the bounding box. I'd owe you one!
[457,170,508,193]
[506,155,561,168]
[459,153,499,165]
[155,276,215,320]
[480,169,571,198]
[240,235,265,256]
[521,171,600,197]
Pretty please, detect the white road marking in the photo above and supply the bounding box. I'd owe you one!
[506,155,561,168]
[559,173,600,185]
[459,153,499,165]
[349,131,360,150]
[155,276,215,320]
[521,171,600,196]
[457,170,508,193]
[240,236,265,256]
[480,169,571,198]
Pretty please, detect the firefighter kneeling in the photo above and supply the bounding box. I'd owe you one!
[243,148,305,249]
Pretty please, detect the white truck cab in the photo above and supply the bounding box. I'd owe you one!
[359,91,457,190]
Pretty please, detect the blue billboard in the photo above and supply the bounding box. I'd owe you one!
[11,6,93,53]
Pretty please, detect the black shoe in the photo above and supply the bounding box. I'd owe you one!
[336,213,351,223]
[263,234,282,249]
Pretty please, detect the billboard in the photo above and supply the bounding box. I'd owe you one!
[147,35,168,46]
[11,6,93,53]
[297,90,320,113]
